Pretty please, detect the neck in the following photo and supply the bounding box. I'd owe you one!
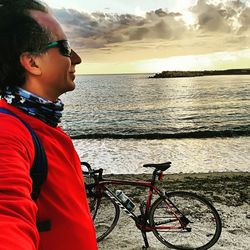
[22,81,59,102]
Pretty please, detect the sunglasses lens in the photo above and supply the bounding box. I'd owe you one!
[60,41,71,57]
[46,40,72,57]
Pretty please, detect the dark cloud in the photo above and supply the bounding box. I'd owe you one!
[191,0,232,32]
[146,8,181,19]
[238,7,250,32]
[53,7,186,48]
[52,0,250,50]
[191,0,250,33]
[129,27,149,40]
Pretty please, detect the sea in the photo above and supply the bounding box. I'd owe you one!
[60,74,250,174]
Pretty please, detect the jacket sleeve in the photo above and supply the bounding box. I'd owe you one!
[0,115,39,250]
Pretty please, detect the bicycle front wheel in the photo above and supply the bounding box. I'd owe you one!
[88,192,120,242]
[149,191,222,250]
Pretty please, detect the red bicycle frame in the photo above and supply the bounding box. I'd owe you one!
[84,166,189,232]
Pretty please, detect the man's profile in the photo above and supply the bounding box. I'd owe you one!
[0,0,97,249]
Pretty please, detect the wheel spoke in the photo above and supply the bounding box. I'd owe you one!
[149,191,221,249]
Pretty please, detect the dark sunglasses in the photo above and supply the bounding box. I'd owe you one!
[46,40,72,57]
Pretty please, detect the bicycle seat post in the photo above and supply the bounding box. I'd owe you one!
[151,169,160,185]
[151,169,156,182]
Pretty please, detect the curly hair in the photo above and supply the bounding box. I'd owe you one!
[0,0,53,95]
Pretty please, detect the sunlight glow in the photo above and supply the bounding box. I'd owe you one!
[134,50,250,73]
[137,55,213,73]
[77,49,250,74]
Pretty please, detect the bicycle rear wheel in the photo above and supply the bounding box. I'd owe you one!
[88,191,120,242]
[149,191,222,250]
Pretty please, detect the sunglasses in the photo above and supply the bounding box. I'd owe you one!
[46,40,72,57]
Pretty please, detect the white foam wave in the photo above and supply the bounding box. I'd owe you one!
[74,137,250,174]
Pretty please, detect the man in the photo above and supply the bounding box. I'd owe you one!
[0,0,97,249]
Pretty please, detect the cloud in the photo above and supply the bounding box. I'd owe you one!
[53,8,187,48]
[191,0,250,33]
[191,0,231,32]
[52,0,250,64]
[238,6,250,32]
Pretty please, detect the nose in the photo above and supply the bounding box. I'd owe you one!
[70,49,82,65]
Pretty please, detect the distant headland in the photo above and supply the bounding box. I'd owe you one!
[150,68,250,78]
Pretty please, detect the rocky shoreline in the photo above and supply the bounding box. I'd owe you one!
[150,69,250,78]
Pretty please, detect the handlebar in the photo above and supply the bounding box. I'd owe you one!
[81,162,103,181]
[81,162,92,171]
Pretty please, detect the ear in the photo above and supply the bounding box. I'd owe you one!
[19,52,42,76]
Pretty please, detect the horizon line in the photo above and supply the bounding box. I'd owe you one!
[76,67,250,76]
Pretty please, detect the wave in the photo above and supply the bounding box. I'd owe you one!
[71,129,250,140]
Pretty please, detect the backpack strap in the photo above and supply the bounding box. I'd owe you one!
[0,107,48,200]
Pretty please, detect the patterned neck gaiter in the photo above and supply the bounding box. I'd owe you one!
[3,86,64,127]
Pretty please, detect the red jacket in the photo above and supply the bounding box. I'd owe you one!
[0,100,97,250]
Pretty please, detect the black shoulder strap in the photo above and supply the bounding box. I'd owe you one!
[0,107,48,200]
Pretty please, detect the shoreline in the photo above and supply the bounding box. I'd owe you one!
[150,68,250,78]
[96,171,250,249]
[106,171,249,178]
[103,171,249,205]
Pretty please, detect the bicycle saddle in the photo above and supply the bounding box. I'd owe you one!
[143,162,171,171]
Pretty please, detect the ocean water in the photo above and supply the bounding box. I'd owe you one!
[61,74,250,174]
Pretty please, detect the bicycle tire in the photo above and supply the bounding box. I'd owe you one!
[88,191,120,242]
[149,191,222,250]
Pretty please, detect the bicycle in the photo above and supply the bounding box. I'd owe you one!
[82,161,222,250]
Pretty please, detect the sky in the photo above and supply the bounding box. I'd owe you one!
[44,0,250,74]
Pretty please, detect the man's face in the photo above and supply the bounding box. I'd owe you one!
[30,10,81,100]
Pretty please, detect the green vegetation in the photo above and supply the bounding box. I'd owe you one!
[150,68,250,78]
